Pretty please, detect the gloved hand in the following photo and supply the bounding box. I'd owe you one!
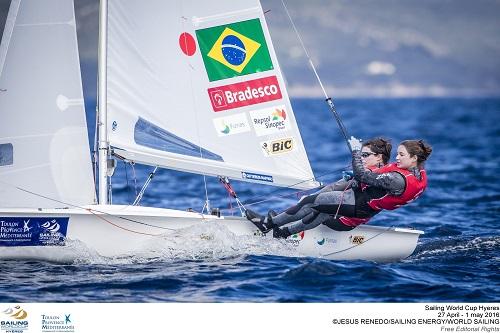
[348,136,362,151]
[342,170,354,181]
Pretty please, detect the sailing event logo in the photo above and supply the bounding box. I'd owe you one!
[261,137,295,156]
[41,313,75,333]
[0,217,69,247]
[250,105,291,136]
[207,76,282,112]
[1,305,29,333]
[196,19,274,81]
[213,113,250,136]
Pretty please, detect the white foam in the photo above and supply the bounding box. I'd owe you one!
[408,236,499,261]
[1,222,301,264]
[131,222,300,262]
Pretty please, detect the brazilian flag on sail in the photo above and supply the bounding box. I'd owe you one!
[196,18,274,82]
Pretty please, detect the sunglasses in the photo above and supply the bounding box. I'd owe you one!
[361,152,377,158]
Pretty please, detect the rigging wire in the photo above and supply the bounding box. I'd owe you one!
[133,166,158,206]
[280,0,352,152]
[219,164,351,211]
[124,161,131,202]
[130,161,138,197]
[0,179,187,234]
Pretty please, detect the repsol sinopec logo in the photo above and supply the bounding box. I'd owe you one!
[207,76,282,112]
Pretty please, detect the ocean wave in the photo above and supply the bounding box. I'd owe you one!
[409,236,499,261]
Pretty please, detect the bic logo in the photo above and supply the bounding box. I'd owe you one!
[350,235,365,245]
[261,137,294,156]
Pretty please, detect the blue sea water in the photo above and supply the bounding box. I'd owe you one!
[1,98,499,302]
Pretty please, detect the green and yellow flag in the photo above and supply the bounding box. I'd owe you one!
[196,18,274,82]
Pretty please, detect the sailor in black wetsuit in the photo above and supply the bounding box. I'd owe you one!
[246,138,431,238]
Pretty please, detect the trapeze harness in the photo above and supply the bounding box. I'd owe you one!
[341,163,428,228]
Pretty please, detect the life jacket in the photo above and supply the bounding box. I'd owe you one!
[338,165,381,227]
[367,163,427,211]
[338,216,370,227]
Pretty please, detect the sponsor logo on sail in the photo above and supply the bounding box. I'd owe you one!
[0,217,69,247]
[1,306,29,333]
[250,105,290,136]
[196,19,273,81]
[261,137,294,156]
[213,113,250,136]
[241,172,273,183]
[41,313,75,333]
[207,76,282,112]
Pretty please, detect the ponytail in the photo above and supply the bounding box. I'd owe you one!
[401,139,432,168]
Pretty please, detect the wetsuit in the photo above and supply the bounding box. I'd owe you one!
[271,150,424,235]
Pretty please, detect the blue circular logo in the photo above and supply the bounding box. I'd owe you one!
[221,35,246,66]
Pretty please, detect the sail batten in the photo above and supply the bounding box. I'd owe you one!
[107,0,319,190]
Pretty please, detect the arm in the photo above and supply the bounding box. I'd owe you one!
[351,150,406,195]
[318,179,354,193]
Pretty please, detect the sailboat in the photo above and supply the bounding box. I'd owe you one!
[0,0,423,262]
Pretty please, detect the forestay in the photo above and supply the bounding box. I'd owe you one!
[106,0,320,190]
[0,0,95,208]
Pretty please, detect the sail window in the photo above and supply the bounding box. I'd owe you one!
[134,118,223,161]
[0,143,13,166]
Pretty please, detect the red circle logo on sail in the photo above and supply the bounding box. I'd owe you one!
[179,32,196,56]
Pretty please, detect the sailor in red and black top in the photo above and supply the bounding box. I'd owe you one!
[245,138,432,238]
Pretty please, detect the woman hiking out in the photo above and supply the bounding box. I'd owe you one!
[246,137,432,238]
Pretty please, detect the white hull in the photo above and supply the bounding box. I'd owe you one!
[0,205,423,262]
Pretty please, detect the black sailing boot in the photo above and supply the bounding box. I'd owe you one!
[267,210,278,222]
[265,210,278,228]
[273,226,291,239]
[245,209,269,232]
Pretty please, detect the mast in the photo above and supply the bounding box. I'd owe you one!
[97,0,109,204]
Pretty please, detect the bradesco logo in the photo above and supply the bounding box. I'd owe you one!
[207,76,282,112]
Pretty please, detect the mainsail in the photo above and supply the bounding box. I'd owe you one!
[0,0,95,208]
[106,0,320,190]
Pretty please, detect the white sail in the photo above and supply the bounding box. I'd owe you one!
[106,0,320,190]
[0,0,95,208]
